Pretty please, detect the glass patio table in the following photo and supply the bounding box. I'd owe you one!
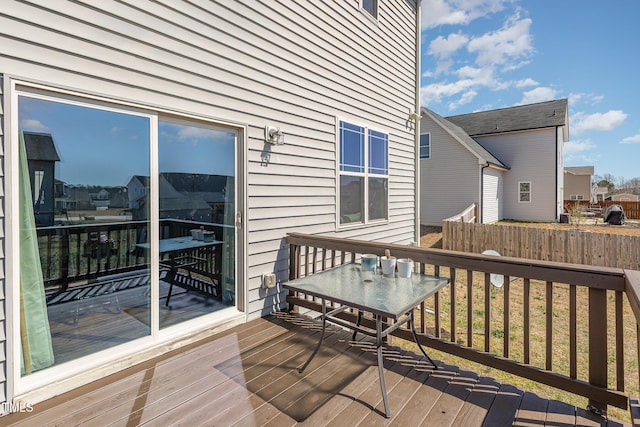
[284,263,450,418]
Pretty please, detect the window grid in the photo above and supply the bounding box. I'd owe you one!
[339,120,388,225]
[420,133,430,159]
[519,181,531,203]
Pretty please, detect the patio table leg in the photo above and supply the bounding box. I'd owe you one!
[352,310,363,340]
[410,310,438,368]
[298,298,327,373]
[376,314,391,418]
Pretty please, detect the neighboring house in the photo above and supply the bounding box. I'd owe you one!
[420,99,569,225]
[23,131,60,227]
[564,166,594,201]
[0,1,421,412]
[596,186,609,202]
[608,193,639,202]
[127,173,222,223]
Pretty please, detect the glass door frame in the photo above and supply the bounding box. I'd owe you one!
[6,78,245,399]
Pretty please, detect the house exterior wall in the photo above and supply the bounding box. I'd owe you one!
[611,193,639,202]
[0,77,6,406]
[0,0,418,409]
[482,168,503,224]
[475,128,558,222]
[420,115,480,226]
[564,172,591,200]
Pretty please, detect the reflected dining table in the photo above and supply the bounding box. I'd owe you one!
[136,236,223,306]
[284,263,450,418]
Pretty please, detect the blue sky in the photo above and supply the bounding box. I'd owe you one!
[20,96,235,187]
[420,0,640,183]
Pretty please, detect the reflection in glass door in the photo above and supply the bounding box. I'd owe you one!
[14,86,239,384]
[17,93,151,375]
[157,118,236,329]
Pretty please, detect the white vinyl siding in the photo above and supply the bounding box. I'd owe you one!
[475,129,558,221]
[482,168,503,224]
[0,1,418,404]
[420,115,480,226]
[0,76,6,407]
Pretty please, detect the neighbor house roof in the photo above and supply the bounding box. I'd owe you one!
[23,131,60,162]
[445,99,569,141]
[565,166,594,176]
[421,108,509,170]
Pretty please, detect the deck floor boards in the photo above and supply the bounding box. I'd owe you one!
[3,312,626,427]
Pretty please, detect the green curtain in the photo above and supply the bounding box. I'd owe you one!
[19,131,55,375]
[221,176,235,305]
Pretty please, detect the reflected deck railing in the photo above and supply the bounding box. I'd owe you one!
[285,232,640,420]
[36,218,225,293]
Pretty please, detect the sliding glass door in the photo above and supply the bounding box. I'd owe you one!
[157,118,236,329]
[14,86,238,380]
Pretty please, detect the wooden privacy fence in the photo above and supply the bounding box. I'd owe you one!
[442,221,640,270]
[566,200,640,220]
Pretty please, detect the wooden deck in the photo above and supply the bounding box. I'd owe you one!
[3,313,627,426]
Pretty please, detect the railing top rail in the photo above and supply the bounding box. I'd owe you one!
[286,232,626,291]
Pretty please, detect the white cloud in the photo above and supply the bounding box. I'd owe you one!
[421,0,514,29]
[569,92,604,106]
[422,9,536,111]
[564,139,596,156]
[564,139,600,165]
[420,79,478,107]
[621,134,640,144]
[467,15,534,69]
[449,89,478,109]
[20,119,50,133]
[516,78,538,88]
[517,86,559,105]
[428,32,469,59]
[571,110,628,134]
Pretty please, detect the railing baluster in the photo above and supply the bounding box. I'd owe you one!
[312,247,318,274]
[504,276,510,358]
[588,287,608,412]
[524,278,531,364]
[616,290,624,392]
[546,281,553,371]
[304,246,309,277]
[434,265,441,338]
[570,284,577,379]
[485,272,491,353]
[450,268,457,344]
[321,248,327,271]
[637,324,640,395]
[467,270,473,348]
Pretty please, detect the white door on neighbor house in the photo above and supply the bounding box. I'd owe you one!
[12,83,242,393]
[482,169,503,224]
